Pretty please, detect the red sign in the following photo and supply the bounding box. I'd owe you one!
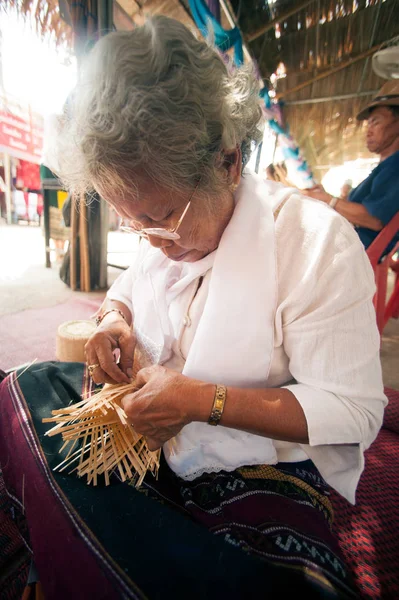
[0,108,44,164]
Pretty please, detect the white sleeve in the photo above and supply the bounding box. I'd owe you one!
[282,240,386,446]
[281,239,387,501]
[106,266,136,316]
[106,240,151,316]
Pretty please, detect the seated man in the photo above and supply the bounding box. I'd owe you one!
[307,81,399,256]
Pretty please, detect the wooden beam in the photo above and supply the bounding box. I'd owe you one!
[285,89,378,105]
[246,0,315,43]
[70,195,78,290]
[276,42,390,100]
[313,159,377,170]
[248,0,388,46]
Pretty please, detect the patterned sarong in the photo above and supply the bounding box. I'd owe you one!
[0,362,358,599]
[143,458,352,595]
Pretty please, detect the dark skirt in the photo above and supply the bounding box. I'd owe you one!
[0,362,358,599]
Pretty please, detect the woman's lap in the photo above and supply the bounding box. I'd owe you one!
[0,362,357,599]
[144,459,351,593]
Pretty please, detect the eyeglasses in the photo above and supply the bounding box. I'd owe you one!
[120,180,200,240]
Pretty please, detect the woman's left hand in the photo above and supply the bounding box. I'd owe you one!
[121,364,198,451]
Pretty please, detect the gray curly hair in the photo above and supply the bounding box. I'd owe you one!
[55,16,263,199]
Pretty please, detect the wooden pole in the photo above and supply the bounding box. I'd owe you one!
[98,0,113,35]
[315,0,320,72]
[276,43,386,100]
[43,189,51,268]
[99,197,108,290]
[79,202,86,292]
[70,194,78,291]
[96,0,113,291]
[246,0,315,43]
[79,194,91,292]
[3,152,12,225]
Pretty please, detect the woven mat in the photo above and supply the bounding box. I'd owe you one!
[332,387,399,599]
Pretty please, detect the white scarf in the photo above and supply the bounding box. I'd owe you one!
[132,172,293,479]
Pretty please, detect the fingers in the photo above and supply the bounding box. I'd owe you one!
[133,369,147,389]
[120,392,135,415]
[90,366,122,385]
[97,345,131,384]
[134,364,162,388]
[119,332,136,379]
[119,394,160,450]
[146,437,162,451]
[85,337,130,385]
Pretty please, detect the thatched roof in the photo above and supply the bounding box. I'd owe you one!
[231,0,399,175]
[8,0,399,174]
[116,0,399,174]
[3,0,72,45]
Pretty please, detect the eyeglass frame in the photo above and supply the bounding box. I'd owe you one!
[120,180,201,241]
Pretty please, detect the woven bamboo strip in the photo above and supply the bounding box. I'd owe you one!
[44,382,160,487]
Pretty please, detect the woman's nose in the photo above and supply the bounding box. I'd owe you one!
[147,235,173,249]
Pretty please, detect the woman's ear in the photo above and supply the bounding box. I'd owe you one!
[222,146,242,186]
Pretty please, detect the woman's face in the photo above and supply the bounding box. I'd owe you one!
[98,175,237,263]
[96,150,241,263]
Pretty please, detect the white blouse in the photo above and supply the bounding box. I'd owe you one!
[107,189,386,503]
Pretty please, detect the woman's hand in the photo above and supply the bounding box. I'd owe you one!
[121,365,204,451]
[84,313,135,384]
[305,184,333,204]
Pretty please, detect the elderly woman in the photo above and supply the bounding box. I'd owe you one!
[0,16,385,600]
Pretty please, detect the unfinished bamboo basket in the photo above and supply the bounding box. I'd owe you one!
[43,382,160,487]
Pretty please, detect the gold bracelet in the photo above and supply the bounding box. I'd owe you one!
[95,309,127,327]
[208,385,227,426]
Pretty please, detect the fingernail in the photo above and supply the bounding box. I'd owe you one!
[127,368,133,378]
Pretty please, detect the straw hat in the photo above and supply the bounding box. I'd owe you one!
[357,80,399,121]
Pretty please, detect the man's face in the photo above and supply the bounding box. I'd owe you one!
[366,106,399,154]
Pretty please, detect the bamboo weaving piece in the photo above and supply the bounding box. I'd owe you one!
[43,382,160,487]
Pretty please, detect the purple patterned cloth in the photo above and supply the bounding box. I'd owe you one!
[0,362,358,599]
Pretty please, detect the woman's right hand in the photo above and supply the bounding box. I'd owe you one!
[84,312,136,384]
